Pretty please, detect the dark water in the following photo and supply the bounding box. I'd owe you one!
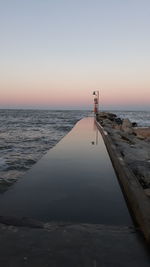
[0,117,132,226]
[0,110,91,184]
[0,109,149,186]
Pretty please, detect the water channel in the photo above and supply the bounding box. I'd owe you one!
[0,117,133,226]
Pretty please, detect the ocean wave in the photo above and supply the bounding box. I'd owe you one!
[0,110,91,184]
[113,111,150,127]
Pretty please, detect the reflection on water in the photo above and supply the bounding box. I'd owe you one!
[0,117,132,226]
[91,121,99,145]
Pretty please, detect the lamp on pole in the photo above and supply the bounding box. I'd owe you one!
[93,90,99,117]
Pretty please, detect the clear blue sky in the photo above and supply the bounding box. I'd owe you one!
[0,0,150,110]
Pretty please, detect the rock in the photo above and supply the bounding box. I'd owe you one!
[115,118,122,125]
[122,118,132,128]
[108,113,117,121]
[124,128,133,134]
[132,122,138,127]
[102,114,150,190]
[98,112,116,121]
[137,135,145,140]
[121,119,133,134]
[133,127,150,139]
[119,132,135,144]
[128,161,150,188]
[103,119,113,125]
[98,112,108,119]
[144,188,150,198]
[113,124,122,131]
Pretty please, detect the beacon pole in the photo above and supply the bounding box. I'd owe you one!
[93,90,99,120]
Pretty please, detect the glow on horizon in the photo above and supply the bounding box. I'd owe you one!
[0,0,150,110]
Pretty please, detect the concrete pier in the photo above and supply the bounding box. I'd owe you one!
[0,117,131,225]
[0,117,149,266]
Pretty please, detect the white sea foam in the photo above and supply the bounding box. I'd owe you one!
[112,111,150,127]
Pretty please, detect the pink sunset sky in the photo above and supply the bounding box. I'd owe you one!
[0,0,150,110]
[1,80,150,110]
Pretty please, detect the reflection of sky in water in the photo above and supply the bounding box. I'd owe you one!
[0,117,132,226]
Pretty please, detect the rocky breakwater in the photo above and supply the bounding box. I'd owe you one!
[97,112,150,196]
[96,112,150,242]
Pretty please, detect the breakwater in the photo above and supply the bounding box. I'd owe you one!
[96,112,150,242]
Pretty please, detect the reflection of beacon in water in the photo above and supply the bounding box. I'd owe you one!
[91,120,98,145]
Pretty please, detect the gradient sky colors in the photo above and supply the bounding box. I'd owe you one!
[0,0,150,110]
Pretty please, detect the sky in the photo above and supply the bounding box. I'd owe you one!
[0,0,150,110]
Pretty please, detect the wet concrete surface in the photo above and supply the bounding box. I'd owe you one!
[0,117,131,225]
[0,117,150,266]
[0,223,150,267]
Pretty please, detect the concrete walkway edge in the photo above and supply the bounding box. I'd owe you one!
[96,120,150,243]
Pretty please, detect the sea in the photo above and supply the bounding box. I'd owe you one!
[0,109,149,186]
